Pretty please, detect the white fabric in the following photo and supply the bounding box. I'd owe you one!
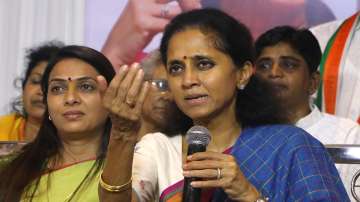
[0,0,85,115]
[310,20,343,52]
[296,105,360,198]
[310,18,360,122]
[132,132,183,202]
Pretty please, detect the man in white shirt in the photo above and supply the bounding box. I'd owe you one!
[310,12,360,124]
[254,25,360,199]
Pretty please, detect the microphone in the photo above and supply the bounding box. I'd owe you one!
[182,125,211,202]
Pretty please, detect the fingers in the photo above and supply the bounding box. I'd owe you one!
[152,2,182,19]
[191,179,226,188]
[103,65,129,109]
[117,63,141,106]
[183,164,235,188]
[126,65,145,106]
[133,81,149,115]
[183,152,241,189]
[187,151,234,161]
[97,75,108,96]
[145,17,170,33]
[183,157,238,180]
[183,159,226,171]
[184,165,238,188]
[183,168,219,179]
[103,63,146,114]
[103,62,148,135]
[182,152,256,199]
[177,0,202,11]
[144,3,181,33]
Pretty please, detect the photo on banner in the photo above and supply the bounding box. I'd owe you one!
[0,0,358,115]
[85,0,360,55]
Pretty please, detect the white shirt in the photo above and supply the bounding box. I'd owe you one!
[296,105,360,199]
[310,18,360,122]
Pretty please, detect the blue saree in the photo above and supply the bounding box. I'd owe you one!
[213,124,349,201]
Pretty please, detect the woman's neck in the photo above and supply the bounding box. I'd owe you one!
[137,119,158,140]
[194,104,241,153]
[24,117,41,141]
[284,101,312,124]
[54,129,103,168]
[206,118,241,153]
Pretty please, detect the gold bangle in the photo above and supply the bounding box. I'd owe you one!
[99,172,132,192]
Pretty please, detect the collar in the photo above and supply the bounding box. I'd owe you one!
[295,105,323,129]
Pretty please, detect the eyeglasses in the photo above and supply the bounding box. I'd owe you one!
[150,79,169,92]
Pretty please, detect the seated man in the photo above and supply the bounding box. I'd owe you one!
[254,25,360,197]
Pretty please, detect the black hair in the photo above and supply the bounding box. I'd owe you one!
[160,8,286,127]
[160,8,254,68]
[236,75,290,126]
[255,25,322,74]
[0,45,115,201]
[23,41,65,90]
[11,41,64,116]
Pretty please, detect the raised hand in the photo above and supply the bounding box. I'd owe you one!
[102,0,202,70]
[102,0,180,69]
[178,0,201,11]
[98,63,149,140]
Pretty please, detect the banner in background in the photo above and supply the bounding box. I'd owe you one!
[0,0,359,115]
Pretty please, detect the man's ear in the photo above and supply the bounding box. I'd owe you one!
[236,61,254,90]
[308,71,320,95]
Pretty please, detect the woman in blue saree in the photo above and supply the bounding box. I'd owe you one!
[99,8,348,201]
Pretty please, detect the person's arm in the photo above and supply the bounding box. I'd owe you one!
[99,130,138,202]
[101,0,201,69]
[98,64,149,201]
[101,0,182,69]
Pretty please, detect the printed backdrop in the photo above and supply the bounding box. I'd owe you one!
[0,0,359,115]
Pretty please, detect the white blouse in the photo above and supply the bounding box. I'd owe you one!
[132,132,183,202]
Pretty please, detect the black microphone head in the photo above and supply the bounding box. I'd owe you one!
[186,125,211,146]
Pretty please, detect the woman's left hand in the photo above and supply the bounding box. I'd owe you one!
[183,151,260,201]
